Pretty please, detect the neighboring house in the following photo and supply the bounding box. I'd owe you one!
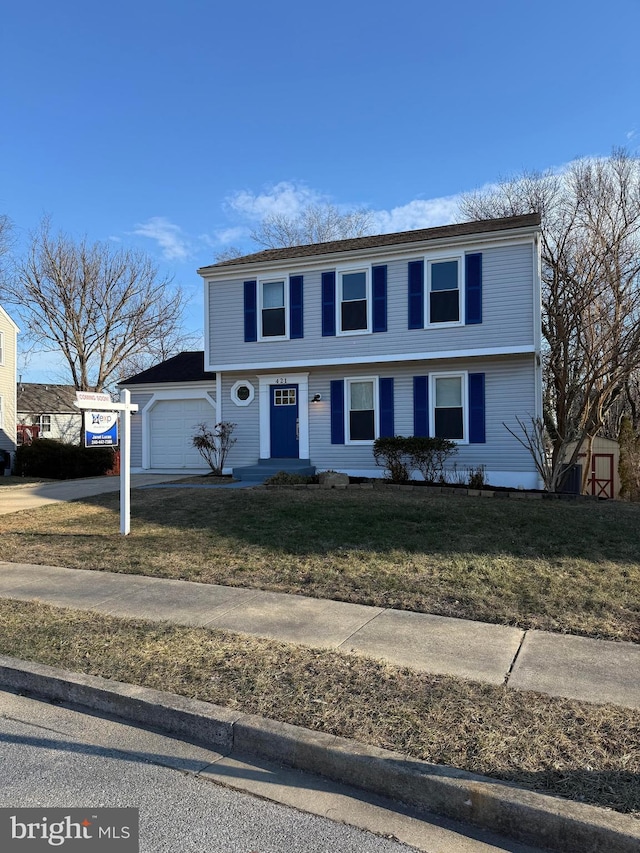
[0,306,19,471]
[122,213,544,487]
[17,383,83,445]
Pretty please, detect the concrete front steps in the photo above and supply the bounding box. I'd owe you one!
[233,458,316,481]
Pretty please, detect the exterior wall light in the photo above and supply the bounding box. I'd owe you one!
[312,393,322,402]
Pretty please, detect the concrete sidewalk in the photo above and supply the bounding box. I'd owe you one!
[1,560,638,710]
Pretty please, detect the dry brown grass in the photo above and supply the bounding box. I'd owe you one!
[0,598,638,817]
[0,487,638,641]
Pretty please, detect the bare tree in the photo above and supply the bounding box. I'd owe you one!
[460,150,640,489]
[250,203,374,248]
[0,214,14,278]
[3,218,190,391]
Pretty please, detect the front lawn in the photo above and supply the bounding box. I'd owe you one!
[0,487,638,641]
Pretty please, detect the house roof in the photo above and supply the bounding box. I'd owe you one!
[17,383,79,414]
[120,351,215,386]
[198,213,541,273]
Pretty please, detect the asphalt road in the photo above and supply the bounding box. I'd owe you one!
[0,690,545,853]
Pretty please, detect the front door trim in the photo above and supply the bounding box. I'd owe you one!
[258,373,309,460]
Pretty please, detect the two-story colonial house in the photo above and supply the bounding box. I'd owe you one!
[122,213,543,488]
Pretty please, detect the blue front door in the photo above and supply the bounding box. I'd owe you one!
[270,385,299,458]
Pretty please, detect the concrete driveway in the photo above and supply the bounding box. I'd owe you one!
[0,474,186,516]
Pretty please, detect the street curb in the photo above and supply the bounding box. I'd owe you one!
[1,655,638,853]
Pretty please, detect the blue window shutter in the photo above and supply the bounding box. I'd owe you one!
[469,372,486,443]
[465,253,482,325]
[408,260,424,329]
[289,275,304,339]
[243,280,257,342]
[330,380,344,444]
[379,378,394,437]
[372,265,387,333]
[322,271,336,337]
[413,376,429,437]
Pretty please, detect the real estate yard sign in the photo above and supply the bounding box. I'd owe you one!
[84,411,118,447]
[74,390,138,535]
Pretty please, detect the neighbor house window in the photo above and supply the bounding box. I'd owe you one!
[260,279,286,338]
[347,378,376,442]
[432,374,464,440]
[339,269,369,333]
[35,415,51,433]
[428,257,461,324]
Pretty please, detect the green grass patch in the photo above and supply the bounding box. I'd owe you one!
[0,598,638,816]
[0,488,638,641]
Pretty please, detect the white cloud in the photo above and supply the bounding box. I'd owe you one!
[370,194,462,233]
[132,217,191,261]
[211,226,249,246]
[226,181,325,221]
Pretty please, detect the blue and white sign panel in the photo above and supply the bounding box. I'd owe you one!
[84,411,119,447]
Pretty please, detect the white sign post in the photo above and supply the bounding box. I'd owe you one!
[74,389,139,535]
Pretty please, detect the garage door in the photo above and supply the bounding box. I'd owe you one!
[149,399,215,469]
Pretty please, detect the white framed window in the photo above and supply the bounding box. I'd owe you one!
[259,277,288,340]
[35,414,52,433]
[346,376,378,444]
[426,253,463,326]
[430,372,468,442]
[230,380,255,407]
[338,267,370,334]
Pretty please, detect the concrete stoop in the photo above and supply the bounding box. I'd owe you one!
[233,458,315,481]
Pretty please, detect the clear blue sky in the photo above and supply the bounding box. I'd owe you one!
[2,0,638,381]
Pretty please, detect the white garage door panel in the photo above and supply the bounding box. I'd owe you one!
[150,399,214,468]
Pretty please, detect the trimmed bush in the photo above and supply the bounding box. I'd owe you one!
[373,436,458,483]
[13,439,115,480]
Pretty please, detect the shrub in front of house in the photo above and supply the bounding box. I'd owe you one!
[264,471,316,485]
[13,439,115,480]
[373,436,458,483]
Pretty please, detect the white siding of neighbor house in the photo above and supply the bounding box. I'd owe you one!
[0,310,17,457]
[207,243,535,370]
[223,355,539,487]
[17,412,82,444]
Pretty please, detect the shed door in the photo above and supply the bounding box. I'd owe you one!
[149,399,214,468]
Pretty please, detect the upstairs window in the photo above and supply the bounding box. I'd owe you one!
[339,269,369,333]
[428,258,460,324]
[260,280,286,338]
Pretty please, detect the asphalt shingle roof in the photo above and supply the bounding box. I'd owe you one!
[198,213,541,272]
[120,351,214,385]
[17,384,78,414]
